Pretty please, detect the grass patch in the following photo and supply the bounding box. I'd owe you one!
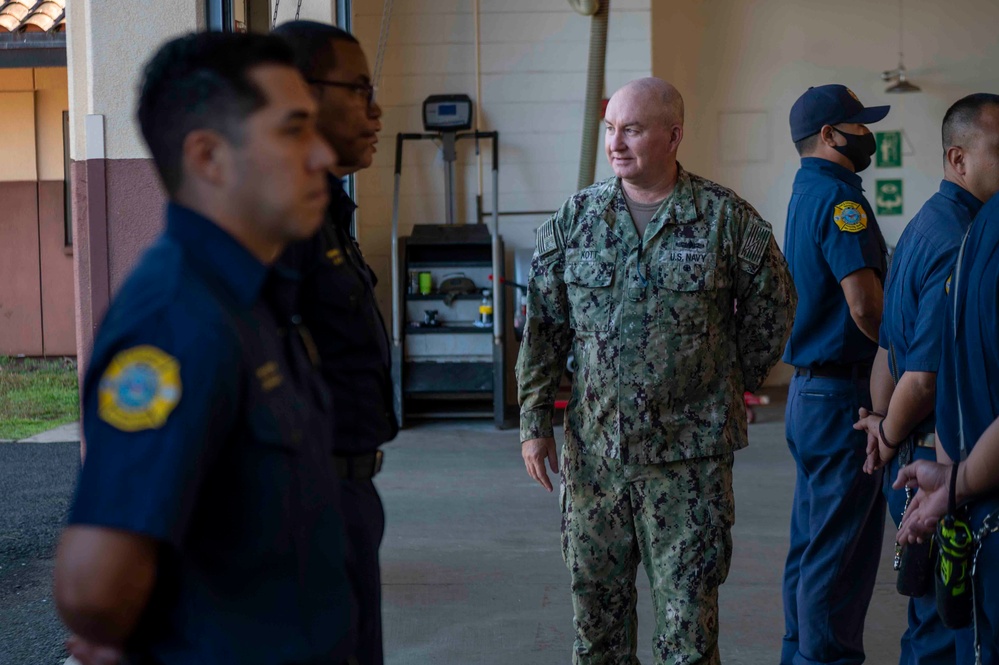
[0,356,79,440]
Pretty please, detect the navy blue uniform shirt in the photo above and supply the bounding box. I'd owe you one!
[783,157,887,367]
[70,203,351,664]
[937,192,999,462]
[880,181,981,432]
[280,176,397,454]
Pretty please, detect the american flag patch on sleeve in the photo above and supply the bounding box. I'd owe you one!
[535,218,563,259]
[739,218,772,274]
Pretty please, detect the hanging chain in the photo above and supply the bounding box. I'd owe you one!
[978,510,999,540]
[372,0,394,88]
[898,0,904,62]
[966,506,999,665]
[894,485,915,571]
[973,509,999,577]
[892,434,915,571]
[272,0,305,27]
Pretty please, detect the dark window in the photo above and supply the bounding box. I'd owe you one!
[207,0,257,33]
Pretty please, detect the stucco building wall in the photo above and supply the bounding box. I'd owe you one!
[0,67,74,356]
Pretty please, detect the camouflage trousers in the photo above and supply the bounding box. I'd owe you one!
[560,443,735,665]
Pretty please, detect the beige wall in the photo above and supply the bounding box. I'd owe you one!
[653,0,999,249]
[0,68,33,91]
[68,0,205,161]
[0,90,36,181]
[353,0,652,314]
[0,68,68,182]
[652,0,999,387]
[36,68,70,181]
[0,68,74,356]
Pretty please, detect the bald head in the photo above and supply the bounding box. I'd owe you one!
[610,77,685,127]
[942,93,999,202]
[604,78,685,194]
[942,93,999,154]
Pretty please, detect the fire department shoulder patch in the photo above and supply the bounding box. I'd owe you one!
[833,201,868,233]
[98,345,182,432]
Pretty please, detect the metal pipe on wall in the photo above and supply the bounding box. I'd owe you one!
[391,133,403,346]
[491,140,502,343]
[576,0,609,191]
[474,0,484,202]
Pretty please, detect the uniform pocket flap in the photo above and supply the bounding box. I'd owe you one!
[565,260,615,287]
[658,262,715,292]
[248,405,301,452]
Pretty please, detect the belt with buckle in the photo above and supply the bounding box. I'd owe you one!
[913,432,936,449]
[333,450,384,480]
[795,363,872,380]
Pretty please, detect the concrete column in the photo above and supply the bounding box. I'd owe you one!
[67,0,205,378]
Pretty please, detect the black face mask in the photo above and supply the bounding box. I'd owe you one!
[833,128,876,173]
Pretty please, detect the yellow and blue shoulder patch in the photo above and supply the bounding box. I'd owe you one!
[98,345,182,433]
[326,248,345,266]
[833,201,868,233]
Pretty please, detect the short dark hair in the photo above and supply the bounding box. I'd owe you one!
[137,32,296,195]
[942,93,999,152]
[794,133,821,156]
[271,20,359,81]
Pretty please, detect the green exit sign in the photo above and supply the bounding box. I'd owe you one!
[876,131,902,168]
[876,179,903,216]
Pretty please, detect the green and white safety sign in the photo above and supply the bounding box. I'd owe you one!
[876,179,903,216]
[876,131,902,168]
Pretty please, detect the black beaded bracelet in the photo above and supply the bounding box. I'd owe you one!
[879,418,900,450]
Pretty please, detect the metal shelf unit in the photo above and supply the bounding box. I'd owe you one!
[390,131,506,428]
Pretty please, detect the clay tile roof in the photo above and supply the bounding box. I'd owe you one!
[0,0,65,34]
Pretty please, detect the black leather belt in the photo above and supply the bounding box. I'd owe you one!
[333,450,384,480]
[795,364,871,380]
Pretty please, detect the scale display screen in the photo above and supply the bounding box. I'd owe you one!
[423,94,473,131]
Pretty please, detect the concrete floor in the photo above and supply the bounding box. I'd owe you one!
[379,405,908,665]
[1,402,910,665]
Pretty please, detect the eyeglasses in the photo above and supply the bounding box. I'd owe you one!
[308,79,377,107]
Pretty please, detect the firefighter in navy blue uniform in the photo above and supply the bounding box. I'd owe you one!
[53,33,353,665]
[892,95,999,665]
[852,94,999,665]
[273,21,394,665]
[896,192,999,665]
[854,178,980,662]
[780,84,890,665]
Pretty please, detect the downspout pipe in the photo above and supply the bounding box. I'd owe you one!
[576,0,609,191]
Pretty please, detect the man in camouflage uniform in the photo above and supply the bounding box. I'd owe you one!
[516,77,796,664]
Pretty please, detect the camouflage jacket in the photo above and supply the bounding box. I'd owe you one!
[516,167,797,464]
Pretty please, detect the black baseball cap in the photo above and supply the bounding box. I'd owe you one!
[789,84,890,142]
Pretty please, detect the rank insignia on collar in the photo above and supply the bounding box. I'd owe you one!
[326,248,345,266]
[833,201,868,233]
[98,345,182,432]
[256,361,284,392]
